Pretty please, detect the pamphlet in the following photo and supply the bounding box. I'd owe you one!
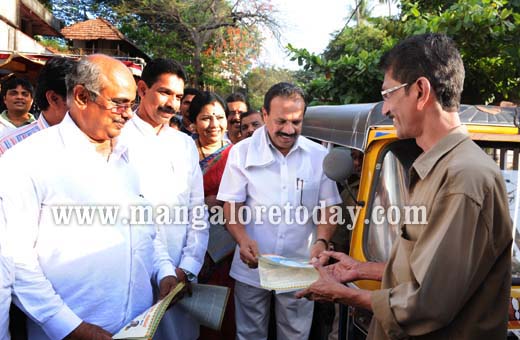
[178,283,230,331]
[258,254,319,291]
[206,222,236,263]
[113,282,185,340]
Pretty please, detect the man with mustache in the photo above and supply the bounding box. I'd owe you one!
[239,109,264,140]
[0,54,177,340]
[225,92,249,144]
[120,58,208,340]
[0,77,35,137]
[217,82,341,340]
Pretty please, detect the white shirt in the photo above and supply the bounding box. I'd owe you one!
[0,114,17,137]
[0,206,12,340]
[0,114,176,340]
[217,126,341,287]
[120,115,208,275]
[120,115,208,340]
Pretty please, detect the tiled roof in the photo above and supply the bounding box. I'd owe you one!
[61,18,126,41]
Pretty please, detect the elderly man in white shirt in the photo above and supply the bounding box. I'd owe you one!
[217,82,342,340]
[0,54,178,340]
[120,58,208,340]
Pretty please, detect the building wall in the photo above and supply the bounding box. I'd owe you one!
[0,0,19,29]
[0,20,48,53]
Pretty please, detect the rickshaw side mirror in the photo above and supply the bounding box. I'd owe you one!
[323,147,354,184]
[323,148,365,207]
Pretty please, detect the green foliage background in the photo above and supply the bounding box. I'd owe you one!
[290,0,520,105]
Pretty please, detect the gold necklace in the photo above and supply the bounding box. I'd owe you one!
[197,138,223,159]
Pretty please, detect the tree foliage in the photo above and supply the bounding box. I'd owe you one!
[243,66,296,110]
[111,0,279,89]
[291,0,520,105]
[49,0,279,92]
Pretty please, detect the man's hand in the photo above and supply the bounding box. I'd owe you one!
[175,267,193,296]
[310,240,329,264]
[65,322,112,340]
[238,236,259,268]
[158,275,186,306]
[318,251,361,283]
[295,261,373,310]
[295,261,344,303]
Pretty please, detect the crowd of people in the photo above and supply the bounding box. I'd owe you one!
[0,31,514,340]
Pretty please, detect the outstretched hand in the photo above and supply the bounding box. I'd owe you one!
[319,251,361,283]
[295,260,345,303]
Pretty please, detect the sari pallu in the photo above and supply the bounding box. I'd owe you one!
[200,144,233,197]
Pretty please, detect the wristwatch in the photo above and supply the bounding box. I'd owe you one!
[181,268,196,282]
[314,238,329,249]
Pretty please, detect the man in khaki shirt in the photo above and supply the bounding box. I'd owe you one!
[297,33,512,339]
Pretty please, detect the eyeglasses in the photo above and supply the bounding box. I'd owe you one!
[88,90,135,114]
[381,83,408,101]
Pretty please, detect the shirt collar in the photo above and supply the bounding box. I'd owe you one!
[0,110,35,126]
[58,112,130,162]
[411,126,469,180]
[131,112,167,136]
[244,125,310,169]
[38,113,50,129]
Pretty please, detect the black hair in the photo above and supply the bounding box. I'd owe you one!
[240,109,263,121]
[141,58,187,88]
[263,82,306,114]
[35,57,76,110]
[182,88,202,101]
[379,33,465,111]
[2,77,34,98]
[188,91,227,123]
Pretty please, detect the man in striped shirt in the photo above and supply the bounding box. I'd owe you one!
[0,57,75,156]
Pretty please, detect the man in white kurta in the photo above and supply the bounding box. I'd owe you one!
[0,55,177,340]
[120,58,208,340]
[217,83,341,340]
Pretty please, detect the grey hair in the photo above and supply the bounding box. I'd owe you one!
[65,56,103,105]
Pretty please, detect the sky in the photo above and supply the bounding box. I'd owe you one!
[259,0,398,69]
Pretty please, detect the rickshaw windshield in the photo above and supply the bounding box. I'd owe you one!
[364,140,520,281]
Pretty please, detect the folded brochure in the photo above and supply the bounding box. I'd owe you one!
[113,282,185,339]
[178,283,230,331]
[258,254,319,291]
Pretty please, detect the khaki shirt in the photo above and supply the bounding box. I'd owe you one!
[368,127,512,339]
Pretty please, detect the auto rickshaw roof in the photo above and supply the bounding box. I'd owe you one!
[302,102,519,151]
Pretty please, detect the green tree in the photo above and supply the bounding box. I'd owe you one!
[291,0,520,105]
[49,0,278,92]
[243,66,296,109]
[289,24,396,104]
[112,0,279,89]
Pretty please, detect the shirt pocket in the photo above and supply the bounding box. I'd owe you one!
[298,178,321,210]
[391,235,416,283]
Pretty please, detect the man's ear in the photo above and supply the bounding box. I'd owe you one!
[262,107,268,120]
[415,77,431,111]
[73,85,89,108]
[137,80,148,98]
[45,90,58,107]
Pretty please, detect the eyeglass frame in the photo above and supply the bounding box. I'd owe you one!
[380,83,409,101]
[86,87,135,114]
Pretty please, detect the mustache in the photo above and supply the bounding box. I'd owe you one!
[158,106,176,114]
[276,132,297,138]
